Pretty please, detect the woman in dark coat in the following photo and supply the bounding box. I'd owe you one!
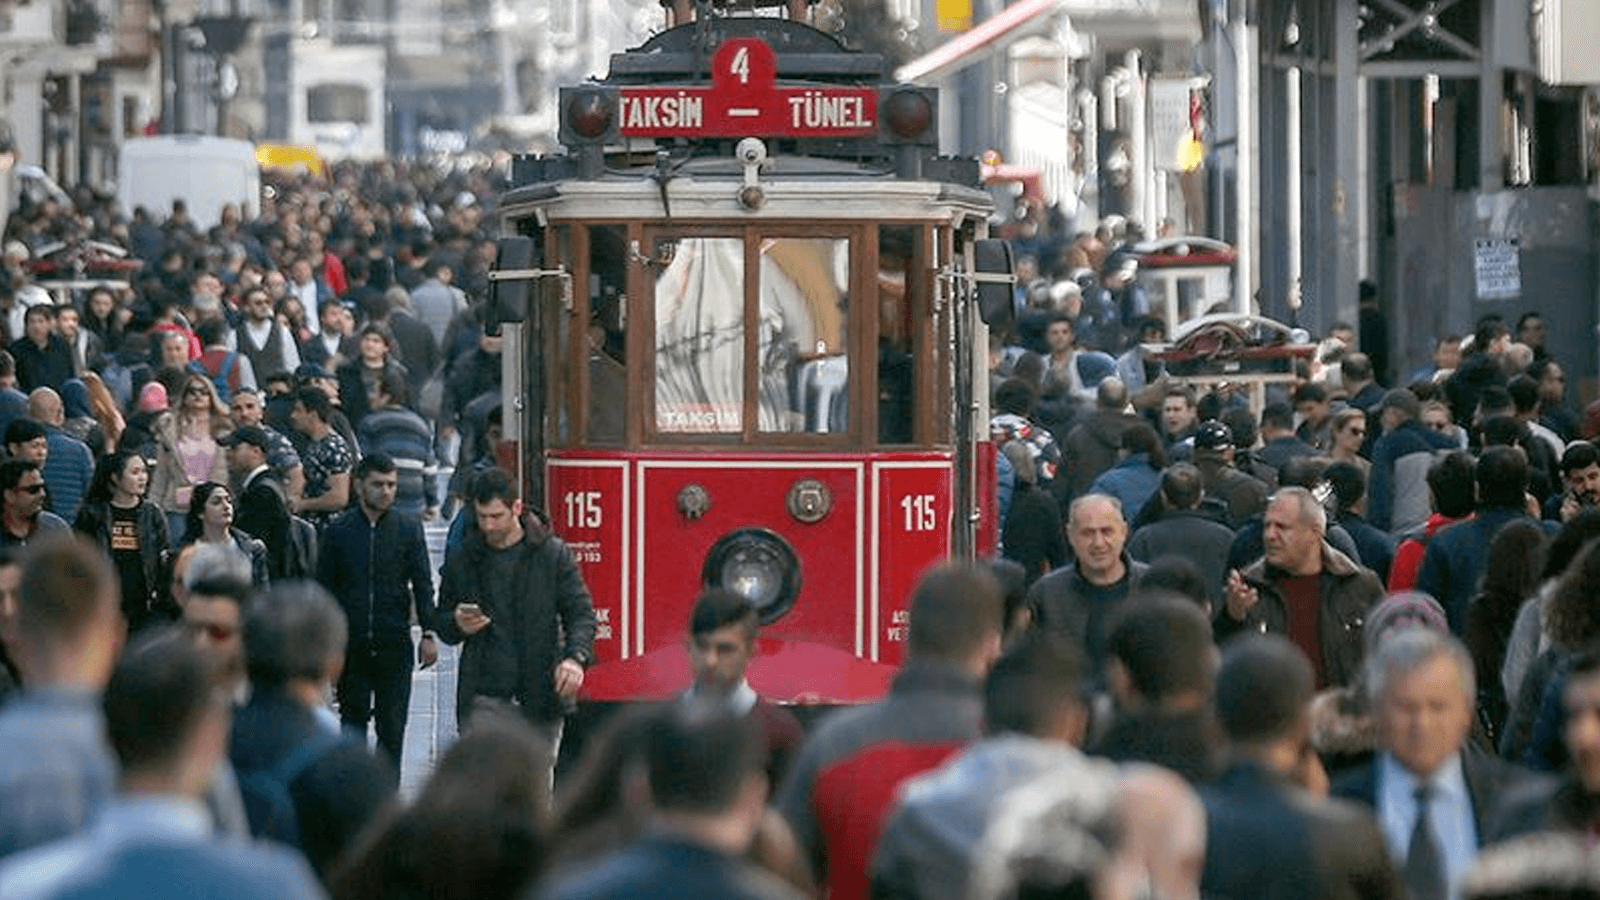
[74,448,173,631]
[179,481,270,588]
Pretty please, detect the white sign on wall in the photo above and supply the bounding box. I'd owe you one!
[1474,238,1522,300]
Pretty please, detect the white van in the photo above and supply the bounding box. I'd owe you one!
[116,136,260,230]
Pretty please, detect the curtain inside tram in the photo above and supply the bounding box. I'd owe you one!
[654,236,851,436]
[655,237,746,433]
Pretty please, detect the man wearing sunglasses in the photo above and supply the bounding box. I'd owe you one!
[0,459,67,549]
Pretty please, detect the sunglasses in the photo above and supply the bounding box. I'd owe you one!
[185,387,209,397]
[13,484,44,495]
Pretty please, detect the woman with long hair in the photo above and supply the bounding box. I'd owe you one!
[1464,520,1547,743]
[328,716,549,900]
[179,481,269,587]
[1503,536,1600,765]
[73,449,173,631]
[148,372,230,540]
[1501,510,1600,706]
[1328,407,1371,479]
[82,285,126,353]
[77,371,125,451]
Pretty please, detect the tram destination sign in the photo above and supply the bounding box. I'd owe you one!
[617,38,878,139]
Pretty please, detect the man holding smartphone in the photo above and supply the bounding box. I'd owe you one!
[437,467,595,749]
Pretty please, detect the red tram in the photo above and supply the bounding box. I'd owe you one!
[486,2,1012,705]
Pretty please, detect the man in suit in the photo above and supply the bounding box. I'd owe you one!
[224,425,291,580]
[1332,629,1548,900]
[0,631,325,900]
[1201,634,1404,900]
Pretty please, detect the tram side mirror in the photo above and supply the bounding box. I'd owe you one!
[487,236,535,337]
[973,239,1015,333]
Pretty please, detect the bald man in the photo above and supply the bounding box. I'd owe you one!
[1025,493,1149,677]
[26,389,92,524]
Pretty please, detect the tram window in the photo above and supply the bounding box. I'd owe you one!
[655,237,746,434]
[758,237,849,434]
[587,225,628,444]
[878,226,917,444]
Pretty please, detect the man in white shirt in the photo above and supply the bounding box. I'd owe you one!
[230,285,301,382]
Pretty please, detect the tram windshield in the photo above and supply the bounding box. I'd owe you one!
[538,222,948,449]
[654,236,850,435]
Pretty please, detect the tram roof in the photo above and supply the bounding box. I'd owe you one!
[498,154,994,223]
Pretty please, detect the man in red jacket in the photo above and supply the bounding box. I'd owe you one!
[776,564,1002,900]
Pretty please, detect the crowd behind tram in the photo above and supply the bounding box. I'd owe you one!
[0,166,1596,900]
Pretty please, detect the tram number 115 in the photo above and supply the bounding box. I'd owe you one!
[564,491,603,529]
[900,494,937,532]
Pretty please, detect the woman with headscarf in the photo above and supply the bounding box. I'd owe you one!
[58,378,106,455]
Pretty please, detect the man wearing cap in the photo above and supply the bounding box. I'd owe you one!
[1370,388,1458,533]
[1192,420,1270,529]
[224,425,292,579]
[228,387,304,504]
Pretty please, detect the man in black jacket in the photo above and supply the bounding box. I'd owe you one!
[317,452,436,766]
[226,425,291,579]
[1202,635,1404,900]
[8,306,74,394]
[1127,462,1237,607]
[437,467,596,744]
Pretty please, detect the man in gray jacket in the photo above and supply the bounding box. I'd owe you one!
[1026,493,1149,677]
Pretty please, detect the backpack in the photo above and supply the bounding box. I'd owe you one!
[238,730,343,848]
[189,350,242,403]
[284,513,319,579]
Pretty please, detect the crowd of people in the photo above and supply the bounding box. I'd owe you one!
[0,164,1595,900]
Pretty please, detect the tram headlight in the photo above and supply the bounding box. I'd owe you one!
[881,88,936,145]
[560,88,617,144]
[701,528,802,625]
